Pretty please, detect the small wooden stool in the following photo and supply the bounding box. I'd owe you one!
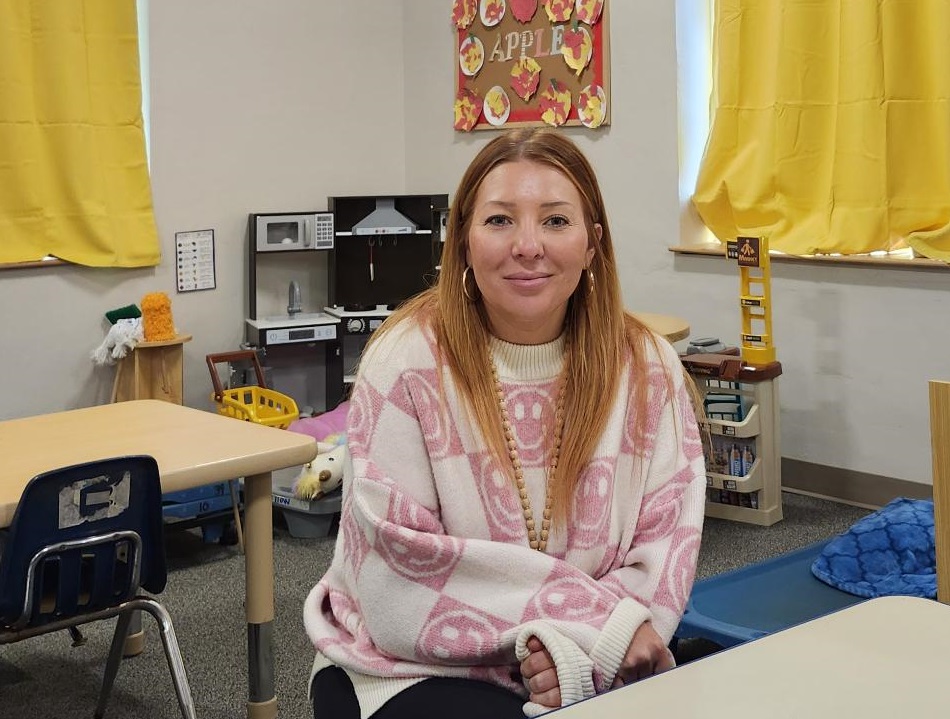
[112,334,193,404]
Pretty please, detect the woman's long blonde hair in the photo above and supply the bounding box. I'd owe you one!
[370,128,665,525]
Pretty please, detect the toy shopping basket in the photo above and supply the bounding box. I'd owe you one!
[206,350,299,429]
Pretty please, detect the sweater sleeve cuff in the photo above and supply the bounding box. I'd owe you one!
[514,621,595,714]
[589,597,653,691]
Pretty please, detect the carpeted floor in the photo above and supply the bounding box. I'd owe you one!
[0,491,870,718]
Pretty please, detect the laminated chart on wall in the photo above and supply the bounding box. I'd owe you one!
[175,229,216,292]
[727,237,776,366]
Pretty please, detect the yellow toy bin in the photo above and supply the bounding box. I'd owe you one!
[206,350,298,429]
[213,386,298,429]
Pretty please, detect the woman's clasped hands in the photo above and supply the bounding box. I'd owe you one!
[519,622,676,708]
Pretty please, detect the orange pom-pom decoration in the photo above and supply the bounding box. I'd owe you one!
[141,292,176,342]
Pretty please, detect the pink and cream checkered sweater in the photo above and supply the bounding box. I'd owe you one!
[304,321,706,717]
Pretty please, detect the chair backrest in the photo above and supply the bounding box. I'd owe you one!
[0,455,167,629]
[930,380,950,604]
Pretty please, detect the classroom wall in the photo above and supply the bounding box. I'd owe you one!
[1,1,945,490]
[0,0,408,420]
[402,0,949,488]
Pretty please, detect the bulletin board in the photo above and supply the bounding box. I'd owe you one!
[453,0,610,131]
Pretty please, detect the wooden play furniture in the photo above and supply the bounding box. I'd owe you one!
[112,334,192,404]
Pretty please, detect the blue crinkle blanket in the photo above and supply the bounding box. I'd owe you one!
[811,497,936,599]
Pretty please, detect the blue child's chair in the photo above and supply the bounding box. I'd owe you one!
[0,455,196,719]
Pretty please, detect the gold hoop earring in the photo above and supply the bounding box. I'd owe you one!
[587,268,595,296]
[462,265,480,302]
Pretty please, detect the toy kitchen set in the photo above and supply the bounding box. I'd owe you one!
[246,193,448,408]
[246,209,344,416]
[245,193,447,536]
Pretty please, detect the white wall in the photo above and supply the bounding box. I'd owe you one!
[2,1,945,488]
[403,0,948,487]
[0,0,407,420]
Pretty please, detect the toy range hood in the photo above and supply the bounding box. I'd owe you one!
[352,198,418,235]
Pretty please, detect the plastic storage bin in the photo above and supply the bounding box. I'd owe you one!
[272,481,341,538]
[162,482,236,543]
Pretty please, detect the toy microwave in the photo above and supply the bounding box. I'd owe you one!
[251,211,334,252]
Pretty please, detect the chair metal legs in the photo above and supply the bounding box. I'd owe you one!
[96,610,136,717]
[94,598,196,719]
[229,479,245,554]
[146,599,196,719]
[68,625,87,646]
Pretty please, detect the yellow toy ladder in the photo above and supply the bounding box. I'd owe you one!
[728,236,776,366]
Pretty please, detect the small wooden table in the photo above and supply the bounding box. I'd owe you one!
[549,596,950,718]
[112,334,193,404]
[631,312,690,343]
[0,400,317,719]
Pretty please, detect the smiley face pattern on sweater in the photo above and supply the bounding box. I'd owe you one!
[304,322,707,706]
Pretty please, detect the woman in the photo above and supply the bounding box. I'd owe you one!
[305,128,706,718]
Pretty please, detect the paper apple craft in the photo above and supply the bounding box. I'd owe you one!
[453,0,477,29]
[510,56,542,102]
[562,24,593,76]
[577,83,607,128]
[539,79,571,126]
[484,85,511,126]
[575,0,604,25]
[459,34,485,76]
[543,0,573,22]
[454,87,483,131]
[480,0,506,27]
[510,0,538,23]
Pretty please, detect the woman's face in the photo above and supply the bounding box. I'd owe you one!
[466,160,599,345]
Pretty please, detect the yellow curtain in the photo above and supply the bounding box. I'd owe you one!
[0,0,160,267]
[693,0,950,260]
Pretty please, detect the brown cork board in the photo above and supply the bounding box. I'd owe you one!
[453,0,610,131]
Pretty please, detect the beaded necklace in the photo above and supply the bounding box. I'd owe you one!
[489,348,568,553]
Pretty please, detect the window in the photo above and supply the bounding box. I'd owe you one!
[675,1,950,268]
[0,0,157,269]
